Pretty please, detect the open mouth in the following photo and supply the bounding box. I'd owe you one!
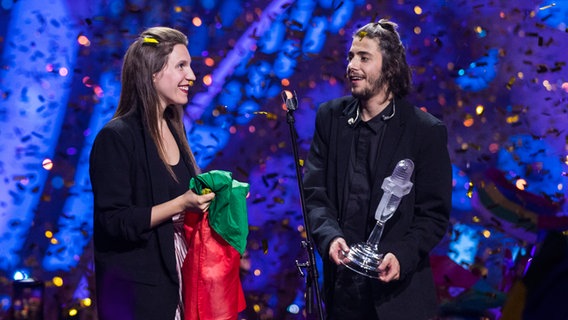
[179,85,189,94]
[349,75,363,83]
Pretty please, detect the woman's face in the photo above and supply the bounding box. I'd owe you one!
[153,44,196,110]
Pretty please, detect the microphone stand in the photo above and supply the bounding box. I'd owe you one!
[282,91,325,320]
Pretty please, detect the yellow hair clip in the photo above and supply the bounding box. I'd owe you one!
[357,31,368,40]
[143,36,159,44]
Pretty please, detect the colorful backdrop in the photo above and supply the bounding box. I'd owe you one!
[1,0,567,319]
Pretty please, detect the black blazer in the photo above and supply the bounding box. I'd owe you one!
[303,96,452,319]
[90,111,195,319]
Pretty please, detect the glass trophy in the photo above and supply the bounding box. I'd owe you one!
[342,159,415,279]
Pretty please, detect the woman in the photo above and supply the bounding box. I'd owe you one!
[89,27,215,320]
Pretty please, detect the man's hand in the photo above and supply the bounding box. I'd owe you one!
[378,252,400,282]
[328,237,350,265]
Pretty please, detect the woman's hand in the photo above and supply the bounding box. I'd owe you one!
[179,189,215,213]
[150,189,215,227]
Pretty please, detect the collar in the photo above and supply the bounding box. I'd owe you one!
[344,99,396,128]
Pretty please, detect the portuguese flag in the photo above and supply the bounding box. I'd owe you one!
[182,170,249,320]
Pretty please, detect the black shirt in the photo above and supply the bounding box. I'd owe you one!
[342,102,393,244]
[168,159,191,199]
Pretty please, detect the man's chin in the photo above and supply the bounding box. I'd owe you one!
[351,90,366,100]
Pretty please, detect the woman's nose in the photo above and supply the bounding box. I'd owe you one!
[186,68,196,81]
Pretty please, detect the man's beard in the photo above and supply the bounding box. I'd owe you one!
[351,74,388,101]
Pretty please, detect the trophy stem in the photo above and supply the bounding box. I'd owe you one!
[366,220,385,249]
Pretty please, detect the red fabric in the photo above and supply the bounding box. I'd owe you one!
[183,211,245,320]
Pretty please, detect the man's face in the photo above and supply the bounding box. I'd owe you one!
[346,36,386,101]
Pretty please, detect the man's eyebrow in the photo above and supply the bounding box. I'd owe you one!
[350,50,371,56]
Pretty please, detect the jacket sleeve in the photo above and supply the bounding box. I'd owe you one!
[89,122,153,243]
[383,120,452,280]
[303,103,344,260]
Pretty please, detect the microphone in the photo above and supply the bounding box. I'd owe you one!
[348,107,359,126]
[381,99,396,121]
[281,90,298,111]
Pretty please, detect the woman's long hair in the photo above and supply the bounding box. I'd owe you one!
[353,19,412,99]
[115,26,199,178]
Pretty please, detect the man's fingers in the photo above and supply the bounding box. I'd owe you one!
[329,238,350,265]
[378,253,400,282]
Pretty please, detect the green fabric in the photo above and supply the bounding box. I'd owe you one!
[189,170,249,255]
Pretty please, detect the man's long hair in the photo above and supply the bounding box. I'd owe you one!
[353,19,412,99]
[115,26,199,178]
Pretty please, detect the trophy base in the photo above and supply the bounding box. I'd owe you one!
[341,242,384,279]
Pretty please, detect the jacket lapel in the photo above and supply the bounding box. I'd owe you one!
[142,122,179,284]
[143,124,170,213]
[336,98,358,214]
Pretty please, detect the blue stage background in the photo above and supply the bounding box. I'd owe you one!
[1,0,567,319]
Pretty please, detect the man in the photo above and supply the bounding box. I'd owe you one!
[303,19,452,320]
